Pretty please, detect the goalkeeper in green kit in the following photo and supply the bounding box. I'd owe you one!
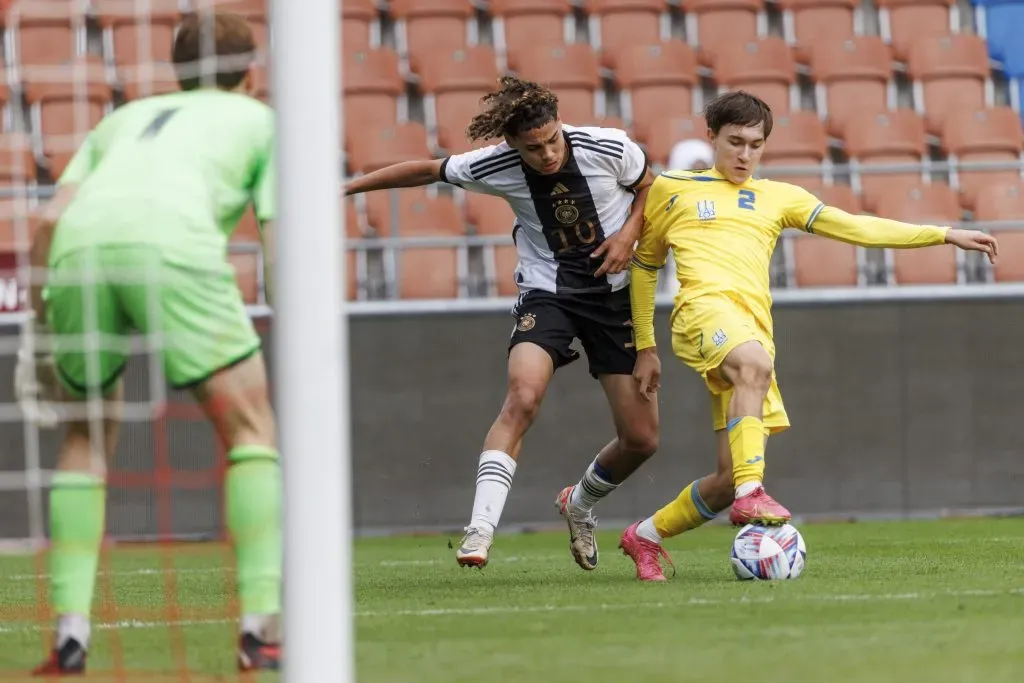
[17,13,281,675]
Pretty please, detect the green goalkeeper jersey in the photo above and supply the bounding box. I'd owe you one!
[50,88,275,270]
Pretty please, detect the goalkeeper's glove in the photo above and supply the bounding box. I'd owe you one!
[14,313,61,428]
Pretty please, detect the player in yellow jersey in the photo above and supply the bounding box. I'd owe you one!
[618,91,998,582]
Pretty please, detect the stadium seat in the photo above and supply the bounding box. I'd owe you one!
[713,37,797,118]
[21,57,112,178]
[508,44,602,122]
[193,0,269,50]
[908,34,991,136]
[576,116,630,133]
[610,42,698,140]
[776,0,859,65]
[341,0,378,53]
[874,0,956,62]
[644,114,709,167]
[232,207,261,243]
[490,0,574,59]
[119,62,180,101]
[465,193,519,296]
[758,111,829,190]
[7,0,87,67]
[811,183,863,214]
[584,0,668,66]
[227,248,260,304]
[875,182,963,284]
[942,106,1024,210]
[416,46,499,155]
[811,36,895,138]
[788,232,863,287]
[684,0,765,67]
[0,201,39,252]
[94,0,181,68]
[343,48,404,148]
[366,187,429,237]
[0,133,36,184]
[389,0,476,73]
[974,0,1024,73]
[379,193,466,299]
[974,181,1024,282]
[843,109,929,212]
[347,122,431,175]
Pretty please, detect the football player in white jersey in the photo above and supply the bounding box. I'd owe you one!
[345,77,658,571]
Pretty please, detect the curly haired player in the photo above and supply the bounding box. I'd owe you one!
[346,76,659,571]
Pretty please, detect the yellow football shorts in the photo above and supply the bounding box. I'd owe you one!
[670,292,790,434]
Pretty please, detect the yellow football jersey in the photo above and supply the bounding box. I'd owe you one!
[630,168,948,351]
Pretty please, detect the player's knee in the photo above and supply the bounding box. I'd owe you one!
[619,426,659,458]
[732,354,773,395]
[501,381,544,427]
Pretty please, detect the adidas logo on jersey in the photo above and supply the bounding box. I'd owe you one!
[550,183,570,196]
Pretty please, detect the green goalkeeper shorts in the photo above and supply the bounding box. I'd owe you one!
[45,245,261,396]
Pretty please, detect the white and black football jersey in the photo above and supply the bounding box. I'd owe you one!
[439,124,648,295]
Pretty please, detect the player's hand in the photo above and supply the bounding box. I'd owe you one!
[632,348,661,402]
[945,228,998,264]
[591,231,636,277]
[14,318,61,428]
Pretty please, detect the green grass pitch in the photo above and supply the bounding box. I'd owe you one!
[1,518,1022,682]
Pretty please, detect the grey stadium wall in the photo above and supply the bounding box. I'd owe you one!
[1,298,1023,542]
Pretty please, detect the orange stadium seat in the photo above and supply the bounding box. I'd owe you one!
[811,183,863,214]
[342,48,404,148]
[383,193,466,299]
[610,42,698,139]
[713,37,796,118]
[0,202,39,252]
[508,44,601,122]
[465,193,519,296]
[942,107,1024,211]
[232,207,261,242]
[908,35,991,136]
[21,57,112,178]
[416,46,499,155]
[644,114,709,167]
[347,122,431,175]
[193,0,269,50]
[844,109,928,212]
[811,36,895,138]
[389,0,475,72]
[759,111,828,190]
[7,0,87,67]
[490,0,574,56]
[788,232,862,287]
[875,0,956,62]
[341,0,378,53]
[776,0,858,64]
[974,182,1024,282]
[584,0,667,66]
[875,182,962,285]
[0,133,36,184]
[366,187,429,236]
[119,61,180,101]
[93,0,180,68]
[684,0,765,67]
[576,116,630,133]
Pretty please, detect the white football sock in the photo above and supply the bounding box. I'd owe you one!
[241,614,273,639]
[735,481,760,498]
[636,517,662,544]
[468,450,517,534]
[569,458,618,512]
[57,613,90,649]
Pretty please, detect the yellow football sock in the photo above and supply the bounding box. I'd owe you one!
[652,479,716,539]
[728,416,766,489]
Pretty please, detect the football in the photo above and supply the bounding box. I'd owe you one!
[730,523,806,580]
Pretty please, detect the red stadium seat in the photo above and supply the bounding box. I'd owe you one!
[684,0,765,67]
[584,0,668,66]
[759,111,828,191]
[843,108,928,212]
[389,0,475,72]
[789,232,862,287]
[490,0,574,56]
[941,107,1024,211]
[342,0,378,52]
[466,193,519,296]
[366,187,430,236]
[347,122,431,175]
[875,183,962,285]
[874,0,956,62]
[776,0,858,64]
[643,115,709,167]
[343,48,404,148]
[976,184,1024,283]
[508,44,601,122]
[713,37,796,118]
[8,0,87,67]
[94,0,180,68]
[811,36,895,138]
[907,35,991,136]
[610,41,698,139]
[417,46,499,155]
[385,194,466,299]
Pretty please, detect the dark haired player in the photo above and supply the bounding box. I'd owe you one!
[346,76,659,571]
[620,90,998,581]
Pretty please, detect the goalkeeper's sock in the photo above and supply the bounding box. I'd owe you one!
[568,457,618,512]
[226,446,282,636]
[468,450,517,534]
[728,416,767,497]
[649,478,717,540]
[50,471,105,649]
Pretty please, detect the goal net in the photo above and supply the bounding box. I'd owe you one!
[0,0,350,680]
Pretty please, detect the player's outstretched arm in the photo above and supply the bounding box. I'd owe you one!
[343,160,444,196]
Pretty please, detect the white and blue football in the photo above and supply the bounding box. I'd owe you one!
[730,523,806,580]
